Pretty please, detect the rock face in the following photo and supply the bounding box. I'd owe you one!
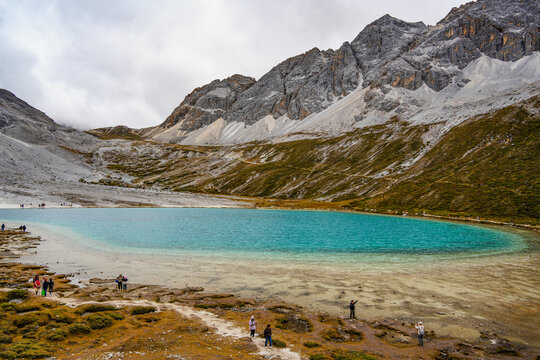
[0,89,97,149]
[379,0,540,91]
[141,0,539,143]
[148,74,255,142]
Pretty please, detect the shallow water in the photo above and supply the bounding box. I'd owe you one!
[0,208,526,263]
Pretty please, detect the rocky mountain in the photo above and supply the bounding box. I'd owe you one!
[99,0,539,146]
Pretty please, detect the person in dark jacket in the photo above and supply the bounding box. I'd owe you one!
[349,300,358,319]
[1,224,5,231]
[48,278,54,295]
[42,278,49,296]
[263,324,272,348]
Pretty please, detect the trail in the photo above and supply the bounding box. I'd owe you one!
[51,294,303,360]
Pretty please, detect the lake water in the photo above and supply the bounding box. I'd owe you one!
[0,208,526,262]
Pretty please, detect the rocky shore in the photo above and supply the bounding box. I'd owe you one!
[0,229,538,359]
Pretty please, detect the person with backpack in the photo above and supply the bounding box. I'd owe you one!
[249,316,257,337]
[349,300,358,319]
[263,324,272,348]
[415,321,425,346]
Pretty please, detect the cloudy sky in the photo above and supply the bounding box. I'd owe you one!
[0,0,467,130]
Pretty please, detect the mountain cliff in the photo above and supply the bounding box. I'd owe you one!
[96,0,540,145]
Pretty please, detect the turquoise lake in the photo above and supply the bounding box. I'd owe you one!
[0,208,526,260]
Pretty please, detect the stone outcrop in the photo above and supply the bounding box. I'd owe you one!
[143,0,539,141]
[154,74,255,141]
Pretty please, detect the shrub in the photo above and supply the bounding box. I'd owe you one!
[0,350,17,359]
[1,304,15,312]
[322,329,345,343]
[86,314,112,329]
[309,355,331,360]
[332,351,378,360]
[0,334,12,344]
[303,341,321,348]
[13,313,49,328]
[130,306,156,315]
[68,323,91,335]
[14,304,40,313]
[50,312,74,324]
[75,304,117,314]
[272,339,286,348]
[6,290,29,301]
[5,340,51,359]
[107,312,124,320]
[46,329,67,341]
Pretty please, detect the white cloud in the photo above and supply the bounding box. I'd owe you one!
[0,0,466,129]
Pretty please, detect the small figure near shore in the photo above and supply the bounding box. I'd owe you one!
[249,316,257,337]
[33,276,40,295]
[48,278,54,295]
[122,275,128,290]
[263,324,272,348]
[1,224,4,231]
[349,299,358,319]
[42,278,49,296]
[415,321,424,346]
[116,274,123,290]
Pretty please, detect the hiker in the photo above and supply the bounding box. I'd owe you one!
[415,321,425,346]
[33,277,41,295]
[22,225,26,232]
[122,275,128,290]
[349,300,358,319]
[42,278,49,296]
[48,278,54,295]
[249,316,257,337]
[116,274,123,290]
[263,324,272,348]
[1,224,4,231]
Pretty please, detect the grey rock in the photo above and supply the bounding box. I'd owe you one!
[157,74,255,140]
[148,0,539,142]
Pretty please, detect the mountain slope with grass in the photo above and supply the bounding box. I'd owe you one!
[94,96,539,224]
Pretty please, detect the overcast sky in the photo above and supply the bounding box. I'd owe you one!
[0,0,467,130]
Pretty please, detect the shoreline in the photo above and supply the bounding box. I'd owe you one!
[0,227,539,358]
[3,219,539,352]
[2,196,538,233]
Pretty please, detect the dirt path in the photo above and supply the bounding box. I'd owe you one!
[51,294,303,360]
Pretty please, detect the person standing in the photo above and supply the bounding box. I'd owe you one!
[122,275,128,291]
[42,278,49,296]
[33,276,40,295]
[48,278,54,295]
[263,324,272,348]
[1,224,5,231]
[349,300,358,319]
[415,321,425,346]
[249,316,257,337]
[116,274,123,290]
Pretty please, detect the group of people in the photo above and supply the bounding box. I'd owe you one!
[248,316,273,348]
[115,274,128,290]
[0,224,26,232]
[32,275,54,296]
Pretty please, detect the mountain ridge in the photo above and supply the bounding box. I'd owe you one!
[88,0,539,145]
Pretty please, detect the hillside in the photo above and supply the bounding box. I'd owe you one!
[93,96,539,224]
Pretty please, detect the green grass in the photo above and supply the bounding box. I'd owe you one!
[97,96,540,224]
[130,306,156,315]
